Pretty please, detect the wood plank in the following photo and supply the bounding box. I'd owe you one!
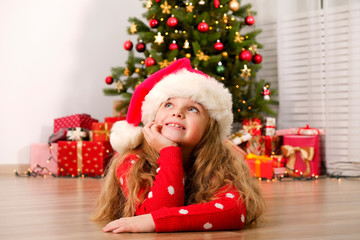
[0,176,359,240]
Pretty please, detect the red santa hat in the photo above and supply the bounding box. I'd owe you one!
[110,58,233,155]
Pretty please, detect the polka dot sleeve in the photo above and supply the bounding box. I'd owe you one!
[135,146,185,215]
[150,186,246,232]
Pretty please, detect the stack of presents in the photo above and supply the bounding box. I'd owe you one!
[230,118,325,180]
[30,112,125,177]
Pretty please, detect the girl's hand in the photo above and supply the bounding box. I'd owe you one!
[102,214,156,233]
[142,122,178,153]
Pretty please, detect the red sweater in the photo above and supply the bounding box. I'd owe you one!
[116,146,246,232]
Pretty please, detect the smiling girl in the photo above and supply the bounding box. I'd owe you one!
[92,58,265,233]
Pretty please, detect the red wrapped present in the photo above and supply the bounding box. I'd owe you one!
[245,153,273,179]
[57,141,113,177]
[30,143,59,175]
[272,155,286,176]
[246,135,282,156]
[92,122,114,141]
[242,118,262,136]
[54,114,98,133]
[281,135,321,177]
[104,116,126,123]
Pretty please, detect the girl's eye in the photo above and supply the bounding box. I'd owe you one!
[165,102,172,108]
[188,107,199,113]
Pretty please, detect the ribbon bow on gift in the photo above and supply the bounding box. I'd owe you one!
[281,145,314,177]
[66,127,87,141]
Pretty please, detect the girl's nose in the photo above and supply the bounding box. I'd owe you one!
[172,113,183,118]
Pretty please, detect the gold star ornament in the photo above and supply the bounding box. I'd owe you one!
[154,32,164,45]
[145,0,153,9]
[130,22,137,34]
[196,51,210,61]
[159,59,172,68]
[249,44,258,54]
[234,32,244,43]
[161,1,172,14]
[241,64,251,79]
[116,81,123,93]
[124,67,130,76]
[186,3,194,12]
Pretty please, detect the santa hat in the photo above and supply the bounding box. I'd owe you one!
[110,58,233,155]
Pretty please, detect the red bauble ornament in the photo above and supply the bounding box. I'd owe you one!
[149,18,159,28]
[240,50,252,62]
[136,42,146,52]
[252,54,262,64]
[123,40,133,51]
[167,16,178,28]
[105,76,113,85]
[214,40,224,52]
[197,21,209,33]
[214,0,220,8]
[145,57,156,67]
[245,15,255,26]
[156,0,161,2]
[169,41,178,50]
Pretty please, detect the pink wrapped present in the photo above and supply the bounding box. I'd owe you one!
[276,124,325,136]
[281,135,321,177]
[54,114,98,133]
[30,143,59,175]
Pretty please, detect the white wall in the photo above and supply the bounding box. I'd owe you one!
[0,0,143,165]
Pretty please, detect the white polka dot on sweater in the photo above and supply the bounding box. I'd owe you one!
[241,214,245,223]
[215,203,224,209]
[131,160,135,164]
[226,193,234,198]
[203,222,212,230]
[156,167,160,173]
[179,209,188,215]
[168,186,175,195]
[148,191,153,198]
[119,177,124,185]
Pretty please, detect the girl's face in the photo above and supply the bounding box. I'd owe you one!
[154,97,210,149]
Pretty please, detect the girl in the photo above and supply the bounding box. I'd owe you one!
[93,58,265,233]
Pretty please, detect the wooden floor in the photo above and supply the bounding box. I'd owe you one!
[0,175,359,240]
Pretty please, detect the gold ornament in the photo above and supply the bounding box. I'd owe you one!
[135,68,140,73]
[240,64,251,79]
[234,32,244,43]
[229,0,240,12]
[124,67,130,76]
[145,0,153,9]
[160,0,172,14]
[130,22,137,34]
[223,13,228,24]
[154,32,164,45]
[185,53,191,58]
[186,3,194,12]
[249,44,258,54]
[222,51,228,58]
[183,40,190,49]
[159,59,173,68]
[116,81,123,93]
[196,51,210,61]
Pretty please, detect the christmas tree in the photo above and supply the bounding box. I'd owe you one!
[103,0,277,123]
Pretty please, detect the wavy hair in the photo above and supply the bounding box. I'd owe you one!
[92,119,265,225]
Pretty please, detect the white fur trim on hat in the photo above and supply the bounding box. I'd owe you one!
[110,120,143,155]
[142,69,233,140]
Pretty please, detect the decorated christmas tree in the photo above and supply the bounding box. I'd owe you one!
[103,0,277,123]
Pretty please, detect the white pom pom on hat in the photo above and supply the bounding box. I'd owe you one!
[110,58,233,155]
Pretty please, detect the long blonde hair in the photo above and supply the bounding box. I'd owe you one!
[92,119,265,225]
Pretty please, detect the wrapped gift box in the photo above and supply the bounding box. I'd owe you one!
[264,117,276,136]
[54,114,98,133]
[245,153,273,179]
[104,116,126,123]
[92,122,114,141]
[281,135,321,177]
[30,143,59,175]
[246,135,282,156]
[242,118,262,136]
[229,130,252,145]
[57,141,113,177]
[276,124,325,136]
[66,127,90,141]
